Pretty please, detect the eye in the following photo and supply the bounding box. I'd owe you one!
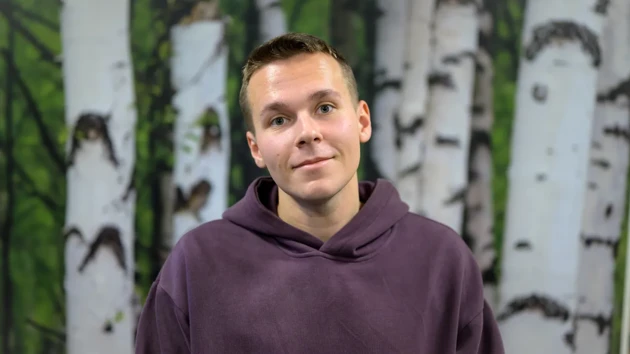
[317,104,334,114]
[270,117,286,126]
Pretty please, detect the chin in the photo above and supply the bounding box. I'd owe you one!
[292,174,351,204]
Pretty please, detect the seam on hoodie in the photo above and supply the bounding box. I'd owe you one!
[459,307,483,332]
[158,282,188,318]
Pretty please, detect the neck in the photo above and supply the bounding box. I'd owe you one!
[277,175,362,242]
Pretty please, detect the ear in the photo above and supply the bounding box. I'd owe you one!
[356,100,372,143]
[246,131,267,168]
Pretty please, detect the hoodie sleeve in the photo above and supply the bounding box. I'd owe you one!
[135,280,191,353]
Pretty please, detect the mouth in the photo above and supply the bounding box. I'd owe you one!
[294,157,332,169]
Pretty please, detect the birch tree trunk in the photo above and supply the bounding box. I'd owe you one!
[464,0,497,310]
[420,0,479,233]
[171,1,231,243]
[571,0,629,352]
[61,0,137,353]
[395,0,435,214]
[370,0,408,181]
[496,1,606,353]
[256,0,287,42]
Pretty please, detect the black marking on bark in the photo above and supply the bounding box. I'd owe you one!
[103,321,113,333]
[474,58,484,73]
[63,226,85,243]
[374,79,402,93]
[591,158,610,169]
[592,141,602,149]
[403,61,411,71]
[596,76,630,103]
[468,169,480,182]
[593,0,611,15]
[532,84,548,102]
[482,257,498,285]
[515,240,531,250]
[67,112,119,168]
[470,129,491,150]
[428,72,455,89]
[581,234,619,258]
[588,181,597,190]
[524,21,602,67]
[602,124,630,142]
[198,107,223,152]
[564,331,575,351]
[78,226,126,273]
[496,294,571,322]
[173,0,222,25]
[122,168,136,202]
[398,163,422,179]
[536,173,546,182]
[373,68,387,82]
[471,104,485,116]
[605,203,613,218]
[574,312,611,334]
[442,51,476,65]
[174,180,213,222]
[467,203,483,214]
[435,135,460,147]
[394,113,424,149]
[462,231,475,250]
[444,187,467,206]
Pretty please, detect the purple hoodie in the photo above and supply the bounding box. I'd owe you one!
[135,177,505,353]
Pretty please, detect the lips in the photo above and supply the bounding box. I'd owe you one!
[294,157,331,169]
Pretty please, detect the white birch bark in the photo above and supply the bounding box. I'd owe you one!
[496,1,606,353]
[464,0,497,310]
[61,0,137,353]
[572,0,630,352]
[395,0,435,214]
[171,1,231,244]
[420,0,479,233]
[256,0,287,42]
[370,0,408,181]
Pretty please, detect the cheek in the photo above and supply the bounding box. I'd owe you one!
[335,116,359,139]
[259,139,288,167]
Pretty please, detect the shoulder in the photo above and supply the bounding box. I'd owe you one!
[397,213,486,320]
[397,212,473,264]
[153,219,244,310]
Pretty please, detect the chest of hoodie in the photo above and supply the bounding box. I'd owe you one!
[181,235,446,352]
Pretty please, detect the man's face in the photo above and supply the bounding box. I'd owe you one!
[245,52,372,203]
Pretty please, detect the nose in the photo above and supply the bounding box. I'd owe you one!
[295,115,323,147]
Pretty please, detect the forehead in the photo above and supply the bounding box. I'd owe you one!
[247,53,346,110]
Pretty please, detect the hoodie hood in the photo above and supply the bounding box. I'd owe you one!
[222,177,409,260]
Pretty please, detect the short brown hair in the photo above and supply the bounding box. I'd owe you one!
[238,32,359,133]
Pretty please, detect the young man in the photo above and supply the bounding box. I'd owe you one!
[135,32,505,353]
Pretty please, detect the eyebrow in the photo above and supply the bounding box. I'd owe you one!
[259,89,342,118]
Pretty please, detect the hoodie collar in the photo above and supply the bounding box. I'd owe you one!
[222,177,409,260]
